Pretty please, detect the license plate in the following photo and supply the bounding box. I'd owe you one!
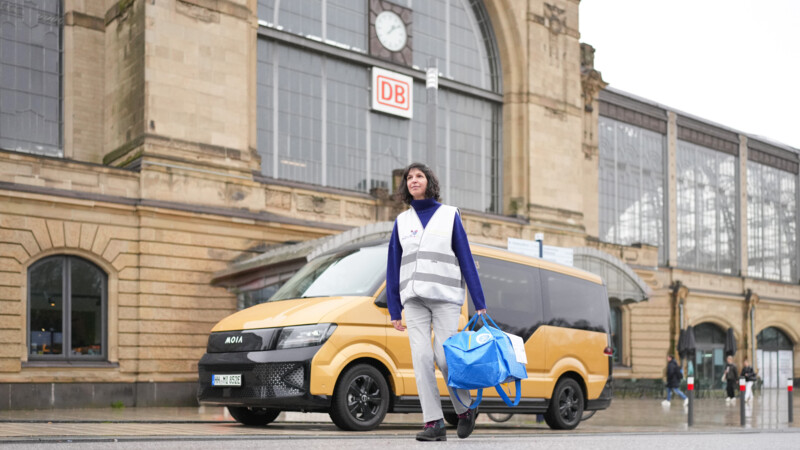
[212,374,242,387]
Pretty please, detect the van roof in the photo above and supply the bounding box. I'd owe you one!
[325,239,604,286]
[471,243,604,285]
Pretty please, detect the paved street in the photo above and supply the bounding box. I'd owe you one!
[2,432,800,450]
[0,391,797,448]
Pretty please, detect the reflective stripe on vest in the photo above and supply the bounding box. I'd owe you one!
[397,205,465,304]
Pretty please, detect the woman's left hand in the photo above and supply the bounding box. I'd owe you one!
[476,309,486,315]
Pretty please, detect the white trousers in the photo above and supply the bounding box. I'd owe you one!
[403,298,471,422]
[745,381,754,401]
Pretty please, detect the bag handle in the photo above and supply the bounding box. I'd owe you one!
[461,313,499,332]
[481,313,501,330]
[453,380,521,409]
[454,388,483,409]
[495,380,521,407]
[461,313,484,332]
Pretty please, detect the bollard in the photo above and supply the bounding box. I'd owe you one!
[740,377,746,426]
[687,376,694,427]
[789,378,794,424]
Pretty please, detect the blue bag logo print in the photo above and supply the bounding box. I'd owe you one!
[474,332,491,345]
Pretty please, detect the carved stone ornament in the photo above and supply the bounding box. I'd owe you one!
[544,3,566,35]
[580,45,606,112]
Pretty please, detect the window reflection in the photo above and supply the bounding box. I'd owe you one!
[676,141,738,274]
[29,258,63,355]
[28,256,106,360]
[747,161,797,282]
[70,258,104,356]
[0,0,63,156]
[598,117,666,264]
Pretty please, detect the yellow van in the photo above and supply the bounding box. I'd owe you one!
[197,240,613,431]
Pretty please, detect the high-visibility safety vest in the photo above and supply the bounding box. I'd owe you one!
[396,204,465,305]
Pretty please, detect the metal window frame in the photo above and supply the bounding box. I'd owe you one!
[598,116,668,265]
[746,160,799,283]
[27,255,108,362]
[676,140,739,274]
[0,0,64,156]
[256,24,503,213]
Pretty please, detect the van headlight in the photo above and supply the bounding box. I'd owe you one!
[275,324,337,349]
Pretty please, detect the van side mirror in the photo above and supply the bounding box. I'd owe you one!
[374,290,387,308]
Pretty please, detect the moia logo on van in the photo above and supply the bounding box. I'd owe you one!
[225,336,243,344]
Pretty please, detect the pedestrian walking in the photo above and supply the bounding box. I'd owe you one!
[740,358,757,403]
[722,355,738,403]
[386,162,487,442]
[662,354,688,407]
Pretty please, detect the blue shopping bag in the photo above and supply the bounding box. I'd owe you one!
[443,313,527,408]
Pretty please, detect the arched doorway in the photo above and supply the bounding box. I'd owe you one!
[757,327,794,389]
[694,322,726,391]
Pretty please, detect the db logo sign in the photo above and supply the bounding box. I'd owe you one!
[371,67,413,119]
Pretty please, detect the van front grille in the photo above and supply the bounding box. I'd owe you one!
[198,362,306,400]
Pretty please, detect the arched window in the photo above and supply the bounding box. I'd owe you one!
[610,304,622,365]
[757,326,794,389]
[255,0,502,213]
[28,256,107,361]
[693,322,726,391]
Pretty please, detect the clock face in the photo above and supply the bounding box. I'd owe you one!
[375,11,407,52]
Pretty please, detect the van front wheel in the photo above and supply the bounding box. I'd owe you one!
[544,378,584,430]
[227,406,281,426]
[329,364,390,431]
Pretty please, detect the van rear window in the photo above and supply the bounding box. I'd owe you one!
[541,270,609,333]
[269,245,388,301]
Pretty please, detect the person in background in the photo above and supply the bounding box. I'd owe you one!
[662,354,688,407]
[723,355,739,404]
[740,358,757,403]
[386,162,487,442]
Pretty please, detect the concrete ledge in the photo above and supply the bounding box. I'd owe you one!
[0,382,198,410]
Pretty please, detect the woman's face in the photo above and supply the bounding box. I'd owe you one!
[406,168,428,201]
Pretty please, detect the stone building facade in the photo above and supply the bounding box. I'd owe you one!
[0,0,797,408]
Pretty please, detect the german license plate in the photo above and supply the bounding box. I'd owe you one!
[212,374,241,387]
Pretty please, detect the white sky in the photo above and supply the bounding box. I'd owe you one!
[579,0,800,150]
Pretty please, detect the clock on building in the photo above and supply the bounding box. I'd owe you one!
[375,11,407,52]
[369,1,412,65]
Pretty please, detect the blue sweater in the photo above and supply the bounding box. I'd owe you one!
[386,198,487,320]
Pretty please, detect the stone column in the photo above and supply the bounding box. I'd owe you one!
[580,43,607,239]
[739,135,749,276]
[667,111,678,267]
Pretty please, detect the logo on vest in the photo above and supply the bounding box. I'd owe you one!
[402,229,419,240]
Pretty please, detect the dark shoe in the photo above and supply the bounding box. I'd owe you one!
[416,419,446,441]
[456,408,478,439]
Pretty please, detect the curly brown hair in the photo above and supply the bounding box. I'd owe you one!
[396,162,441,205]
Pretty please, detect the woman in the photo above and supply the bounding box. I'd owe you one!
[741,358,757,403]
[386,162,487,442]
[661,354,688,407]
[723,355,738,403]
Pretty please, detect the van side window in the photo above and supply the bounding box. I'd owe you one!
[541,270,609,333]
[468,256,542,340]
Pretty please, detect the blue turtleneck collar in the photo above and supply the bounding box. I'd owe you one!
[410,198,441,228]
[410,198,440,211]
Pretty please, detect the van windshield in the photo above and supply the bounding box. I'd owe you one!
[269,244,388,301]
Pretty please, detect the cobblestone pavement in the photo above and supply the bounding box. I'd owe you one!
[0,390,796,442]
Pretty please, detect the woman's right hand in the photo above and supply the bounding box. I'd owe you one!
[392,319,406,332]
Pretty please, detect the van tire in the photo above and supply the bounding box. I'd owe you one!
[544,378,584,430]
[329,364,390,431]
[227,406,281,426]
